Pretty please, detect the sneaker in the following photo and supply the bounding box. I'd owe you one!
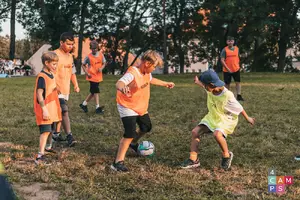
[221,152,233,170]
[110,161,129,172]
[129,143,139,154]
[52,133,66,142]
[66,134,76,147]
[79,104,88,113]
[45,148,57,154]
[34,155,50,165]
[237,95,244,101]
[295,155,300,161]
[180,158,200,169]
[95,106,104,114]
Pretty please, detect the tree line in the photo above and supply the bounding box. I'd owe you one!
[1,0,300,73]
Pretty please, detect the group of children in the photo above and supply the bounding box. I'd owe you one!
[33,34,256,171]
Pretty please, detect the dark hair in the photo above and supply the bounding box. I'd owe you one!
[60,32,74,42]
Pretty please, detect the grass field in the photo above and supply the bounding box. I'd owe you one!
[0,73,299,200]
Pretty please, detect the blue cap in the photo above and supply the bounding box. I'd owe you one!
[199,70,225,87]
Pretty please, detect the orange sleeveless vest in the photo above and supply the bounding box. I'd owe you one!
[34,72,62,125]
[223,46,240,72]
[86,53,103,82]
[116,67,151,116]
[53,49,74,95]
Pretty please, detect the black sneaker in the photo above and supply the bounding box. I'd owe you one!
[52,133,66,142]
[129,143,139,154]
[95,106,104,114]
[66,134,76,147]
[34,155,50,166]
[45,148,57,154]
[221,152,233,170]
[295,155,300,161]
[237,95,244,101]
[180,158,200,169]
[110,161,129,172]
[79,104,88,113]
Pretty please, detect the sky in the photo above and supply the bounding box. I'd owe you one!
[0,20,26,39]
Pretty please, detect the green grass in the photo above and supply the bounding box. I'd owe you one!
[0,73,299,200]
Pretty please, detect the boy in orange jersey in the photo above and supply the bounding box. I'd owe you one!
[34,51,61,165]
[53,32,79,147]
[221,36,244,101]
[110,50,175,172]
[80,40,106,114]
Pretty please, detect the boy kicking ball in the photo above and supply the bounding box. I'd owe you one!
[180,70,255,170]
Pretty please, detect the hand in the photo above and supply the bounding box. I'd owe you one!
[166,82,175,89]
[42,108,50,121]
[247,117,255,125]
[194,76,200,84]
[120,85,131,95]
[74,87,80,93]
[87,73,92,78]
[226,68,232,73]
[98,68,103,72]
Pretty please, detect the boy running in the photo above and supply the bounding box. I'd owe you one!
[34,51,61,165]
[80,40,106,114]
[180,70,255,170]
[111,50,175,172]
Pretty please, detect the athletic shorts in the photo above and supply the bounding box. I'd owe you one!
[121,114,152,138]
[39,122,57,134]
[223,70,241,84]
[90,81,100,94]
[59,98,68,113]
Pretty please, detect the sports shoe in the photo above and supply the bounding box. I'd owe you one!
[180,158,200,169]
[129,143,139,154]
[79,104,88,113]
[45,148,57,154]
[237,95,244,101]
[110,161,129,172]
[295,155,300,161]
[66,134,76,147]
[221,152,233,170]
[34,155,50,165]
[52,133,66,142]
[95,106,104,114]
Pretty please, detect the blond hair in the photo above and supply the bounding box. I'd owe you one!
[41,51,59,65]
[141,50,164,68]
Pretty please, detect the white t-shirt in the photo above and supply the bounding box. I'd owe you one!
[117,67,152,118]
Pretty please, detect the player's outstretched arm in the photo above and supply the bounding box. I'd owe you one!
[150,78,175,88]
[194,76,204,88]
[241,110,255,125]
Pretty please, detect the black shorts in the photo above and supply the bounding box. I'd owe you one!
[90,81,100,94]
[223,70,241,84]
[39,122,57,134]
[121,114,152,138]
[59,98,68,113]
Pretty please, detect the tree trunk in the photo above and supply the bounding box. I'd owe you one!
[179,49,184,73]
[76,0,88,75]
[163,0,168,74]
[9,0,16,60]
[277,22,288,72]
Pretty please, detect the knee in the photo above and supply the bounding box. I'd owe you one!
[141,123,152,133]
[213,131,223,138]
[191,129,200,139]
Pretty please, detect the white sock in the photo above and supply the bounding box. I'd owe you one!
[46,144,52,149]
[82,101,87,106]
[37,152,43,158]
[96,104,100,109]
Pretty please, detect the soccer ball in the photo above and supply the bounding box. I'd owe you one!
[137,141,155,157]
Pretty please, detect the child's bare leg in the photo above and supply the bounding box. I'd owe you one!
[189,125,202,161]
[85,93,94,103]
[235,82,241,95]
[115,138,133,163]
[46,132,53,149]
[213,131,230,157]
[62,111,71,134]
[56,121,61,133]
[225,83,230,90]
[131,129,146,144]
[94,93,100,107]
[39,132,50,155]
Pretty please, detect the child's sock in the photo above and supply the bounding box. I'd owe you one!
[82,101,87,106]
[45,144,52,150]
[96,104,100,109]
[189,152,198,161]
[52,132,60,138]
[37,152,43,159]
